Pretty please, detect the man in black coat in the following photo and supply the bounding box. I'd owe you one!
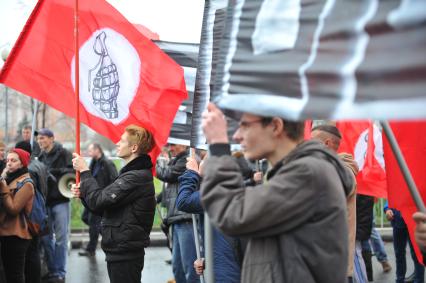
[72,125,156,283]
[37,128,73,283]
[79,143,118,257]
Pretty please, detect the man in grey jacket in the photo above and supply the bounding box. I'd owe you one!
[200,103,354,283]
[156,144,199,283]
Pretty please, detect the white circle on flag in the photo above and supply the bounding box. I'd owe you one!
[71,28,141,124]
[353,125,385,171]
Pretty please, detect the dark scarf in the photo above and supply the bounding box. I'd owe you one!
[119,154,152,175]
[6,167,29,185]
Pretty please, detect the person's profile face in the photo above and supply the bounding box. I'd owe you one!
[168,144,186,157]
[37,135,54,151]
[6,152,23,173]
[233,113,273,160]
[88,145,98,159]
[116,132,132,159]
[22,128,31,141]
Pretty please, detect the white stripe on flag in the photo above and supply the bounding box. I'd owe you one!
[336,0,378,115]
[297,0,336,118]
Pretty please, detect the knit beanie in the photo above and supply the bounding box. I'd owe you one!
[10,148,31,167]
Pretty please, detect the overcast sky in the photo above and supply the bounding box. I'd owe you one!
[0,0,204,68]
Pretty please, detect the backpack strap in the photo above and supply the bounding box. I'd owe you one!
[13,177,35,229]
[15,177,35,192]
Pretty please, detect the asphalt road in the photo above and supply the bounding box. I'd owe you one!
[65,242,424,283]
[66,247,174,283]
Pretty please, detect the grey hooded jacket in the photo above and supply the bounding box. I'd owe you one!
[201,140,353,283]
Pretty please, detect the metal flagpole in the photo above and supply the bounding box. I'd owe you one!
[74,0,81,183]
[204,212,214,283]
[190,148,205,283]
[380,121,426,212]
[30,100,38,148]
[192,214,205,283]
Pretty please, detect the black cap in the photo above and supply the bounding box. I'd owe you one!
[35,128,54,137]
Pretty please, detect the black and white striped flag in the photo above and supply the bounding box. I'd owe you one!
[155,40,199,146]
[213,0,426,120]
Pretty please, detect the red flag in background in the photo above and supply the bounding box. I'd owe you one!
[304,120,313,140]
[0,0,187,162]
[384,121,426,265]
[336,121,387,198]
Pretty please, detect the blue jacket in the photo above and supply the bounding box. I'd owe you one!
[384,201,406,229]
[177,170,241,283]
[176,170,204,214]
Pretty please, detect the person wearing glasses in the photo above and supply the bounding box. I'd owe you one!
[199,103,353,283]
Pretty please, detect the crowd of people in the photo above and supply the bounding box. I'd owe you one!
[0,103,425,283]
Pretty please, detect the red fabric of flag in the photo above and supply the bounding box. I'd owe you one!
[0,0,187,163]
[383,121,426,265]
[336,121,387,198]
[304,120,312,140]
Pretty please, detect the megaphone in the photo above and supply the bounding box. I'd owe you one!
[58,173,76,198]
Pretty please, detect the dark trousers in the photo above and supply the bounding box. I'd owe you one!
[0,236,30,283]
[87,214,101,252]
[393,226,425,283]
[107,258,144,283]
[0,242,7,283]
[25,236,41,283]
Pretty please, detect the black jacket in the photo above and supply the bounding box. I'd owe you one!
[89,155,118,190]
[356,194,375,241]
[0,160,5,175]
[38,143,73,206]
[79,155,156,262]
[156,150,192,225]
[31,141,41,158]
[28,159,49,197]
[82,155,118,221]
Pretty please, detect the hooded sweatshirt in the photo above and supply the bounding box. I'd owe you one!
[201,140,353,283]
[339,152,359,277]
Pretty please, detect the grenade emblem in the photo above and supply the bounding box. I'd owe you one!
[88,31,120,119]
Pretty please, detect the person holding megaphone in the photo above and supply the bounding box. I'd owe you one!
[37,128,73,283]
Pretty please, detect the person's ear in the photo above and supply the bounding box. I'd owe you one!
[131,143,138,154]
[271,117,284,136]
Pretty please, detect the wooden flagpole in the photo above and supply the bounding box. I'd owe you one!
[74,0,80,183]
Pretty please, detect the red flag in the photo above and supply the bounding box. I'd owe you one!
[383,121,426,265]
[304,120,312,140]
[0,0,187,162]
[336,121,387,198]
[133,24,160,41]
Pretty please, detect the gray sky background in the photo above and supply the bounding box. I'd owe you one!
[0,0,204,68]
